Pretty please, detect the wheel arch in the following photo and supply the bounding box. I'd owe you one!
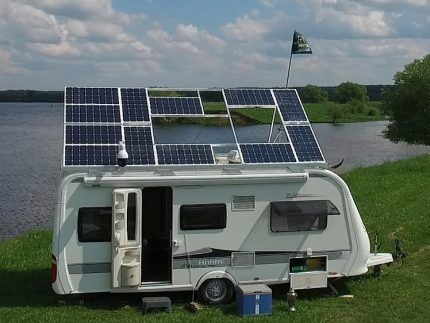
[195,270,237,290]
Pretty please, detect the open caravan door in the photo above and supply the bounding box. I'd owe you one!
[112,189,142,290]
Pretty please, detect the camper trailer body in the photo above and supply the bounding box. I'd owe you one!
[52,166,391,297]
[53,87,392,301]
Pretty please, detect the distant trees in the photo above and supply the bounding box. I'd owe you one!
[0,90,63,102]
[334,82,368,103]
[300,84,328,103]
[383,54,430,145]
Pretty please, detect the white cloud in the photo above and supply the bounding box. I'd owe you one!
[176,24,225,49]
[222,14,269,41]
[259,0,278,7]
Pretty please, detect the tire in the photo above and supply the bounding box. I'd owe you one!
[198,279,234,305]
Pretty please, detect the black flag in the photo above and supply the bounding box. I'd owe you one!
[291,31,312,55]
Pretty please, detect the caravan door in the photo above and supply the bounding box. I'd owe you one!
[112,189,142,289]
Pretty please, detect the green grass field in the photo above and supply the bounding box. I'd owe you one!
[305,101,383,123]
[1,155,429,322]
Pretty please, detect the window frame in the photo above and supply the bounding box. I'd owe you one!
[77,207,112,242]
[270,200,339,233]
[180,203,227,231]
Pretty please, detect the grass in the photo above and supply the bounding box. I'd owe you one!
[1,155,429,321]
[305,101,383,123]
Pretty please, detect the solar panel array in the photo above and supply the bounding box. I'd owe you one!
[150,97,203,115]
[224,89,275,106]
[63,86,325,167]
[273,90,307,121]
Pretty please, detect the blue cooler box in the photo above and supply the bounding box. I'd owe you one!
[236,284,272,316]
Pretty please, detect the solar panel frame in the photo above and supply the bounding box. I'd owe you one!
[224,89,275,106]
[273,89,308,122]
[286,125,325,162]
[156,144,215,165]
[121,88,150,122]
[65,104,121,123]
[65,125,122,144]
[123,126,156,165]
[65,87,119,104]
[64,145,117,166]
[240,143,297,164]
[149,97,203,115]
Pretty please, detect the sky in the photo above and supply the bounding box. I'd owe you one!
[0,0,429,90]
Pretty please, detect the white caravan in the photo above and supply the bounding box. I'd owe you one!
[51,87,392,304]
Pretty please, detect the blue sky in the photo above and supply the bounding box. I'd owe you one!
[0,0,429,90]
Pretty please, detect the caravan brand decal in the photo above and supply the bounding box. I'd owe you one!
[176,257,230,269]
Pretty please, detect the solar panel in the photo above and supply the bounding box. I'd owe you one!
[224,89,275,106]
[156,144,214,165]
[287,125,324,162]
[240,144,296,164]
[273,90,307,121]
[123,126,156,165]
[65,87,119,104]
[64,145,117,166]
[149,97,203,115]
[127,145,156,165]
[65,105,121,123]
[65,125,122,144]
[124,126,153,146]
[121,88,150,122]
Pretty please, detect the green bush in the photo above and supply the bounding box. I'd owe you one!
[350,99,367,113]
[368,108,378,116]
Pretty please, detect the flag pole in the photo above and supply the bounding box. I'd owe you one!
[285,31,295,88]
[285,51,293,88]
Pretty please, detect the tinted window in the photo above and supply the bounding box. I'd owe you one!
[270,200,339,232]
[180,204,226,230]
[127,193,136,241]
[78,207,111,242]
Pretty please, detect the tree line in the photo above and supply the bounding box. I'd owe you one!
[296,83,393,103]
[0,85,391,103]
[0,90,63,102]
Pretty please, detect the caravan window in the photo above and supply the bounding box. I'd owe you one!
[78,207,111,242]
[270,200,339,232]
[180,204,226,230]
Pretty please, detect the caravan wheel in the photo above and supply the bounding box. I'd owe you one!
[198,279,233,305]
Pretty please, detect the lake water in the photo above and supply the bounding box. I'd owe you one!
[0,102,429,239]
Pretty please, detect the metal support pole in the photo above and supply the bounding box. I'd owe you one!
[285,50,293,88]
[267,108,277,143]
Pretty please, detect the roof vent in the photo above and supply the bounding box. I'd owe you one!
[232,195,255,211]
[227,150,241,163]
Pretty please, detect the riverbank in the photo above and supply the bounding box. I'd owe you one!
[1,155,429,322]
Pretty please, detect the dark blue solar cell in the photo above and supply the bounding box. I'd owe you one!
[121,88,150,122]
[224,89,275,106]
[273,90,307,121]
[149,97,203,115]
[65,125,122,144]
[65,105,121,123]
[65,87,119,104]
[287,125,324,162]
[240,144,296,164]
[156,144,214,165]
[64,145,117,166]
